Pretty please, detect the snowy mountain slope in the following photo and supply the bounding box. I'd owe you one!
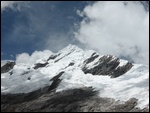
[1,44,149,109]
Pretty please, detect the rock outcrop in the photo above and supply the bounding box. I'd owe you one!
[82,54,133,78]
[1,61,15,73]
[47,54,60,61]
[34,62,49,69]
[48,71,64,90]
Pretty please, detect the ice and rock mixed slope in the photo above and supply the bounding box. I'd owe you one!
[1,44,149,111]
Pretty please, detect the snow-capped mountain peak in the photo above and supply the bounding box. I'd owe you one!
[1,44,149,110]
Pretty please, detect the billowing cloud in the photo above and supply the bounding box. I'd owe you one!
[75,1,149,64]
[16,50,53,64]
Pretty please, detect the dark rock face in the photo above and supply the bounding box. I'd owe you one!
[54,52,72,63]
[1,87,148,112]
[82,55,133,78]
[47,54,60,61]
[34,62,49,69]
[9,71,13,75]
[48,71,64,91]
[68,62,75,67]
[83,53,99,64]
[112,62,133,78]
[1,61,15,73]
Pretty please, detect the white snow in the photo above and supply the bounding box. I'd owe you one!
[1,45,149,109]
[83,55,102,69]
[117,59,129,67]
[56,64,149,109]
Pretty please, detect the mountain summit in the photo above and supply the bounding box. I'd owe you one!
[1,44,149,112]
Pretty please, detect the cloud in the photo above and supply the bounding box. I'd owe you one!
[2,1,82,54]
[1,1,15,11]
[10,54,14,58]
[75,1,149,64]
[16,50,53,64]
[1,1,23,12]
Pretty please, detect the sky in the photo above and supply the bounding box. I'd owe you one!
[1,1,149,64]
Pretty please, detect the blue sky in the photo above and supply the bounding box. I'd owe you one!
[1,1,149,64]
[1,1,92,60]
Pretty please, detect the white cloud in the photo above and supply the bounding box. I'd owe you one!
[1,1,16,12]
[1,1,14,11]
[1,1,27,13]
[75,1,149,64]
[76,10,84,17]
[10,54,14,58]
[16,50,53,64]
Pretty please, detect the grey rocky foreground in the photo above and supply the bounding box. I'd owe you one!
[1,87,149,112]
